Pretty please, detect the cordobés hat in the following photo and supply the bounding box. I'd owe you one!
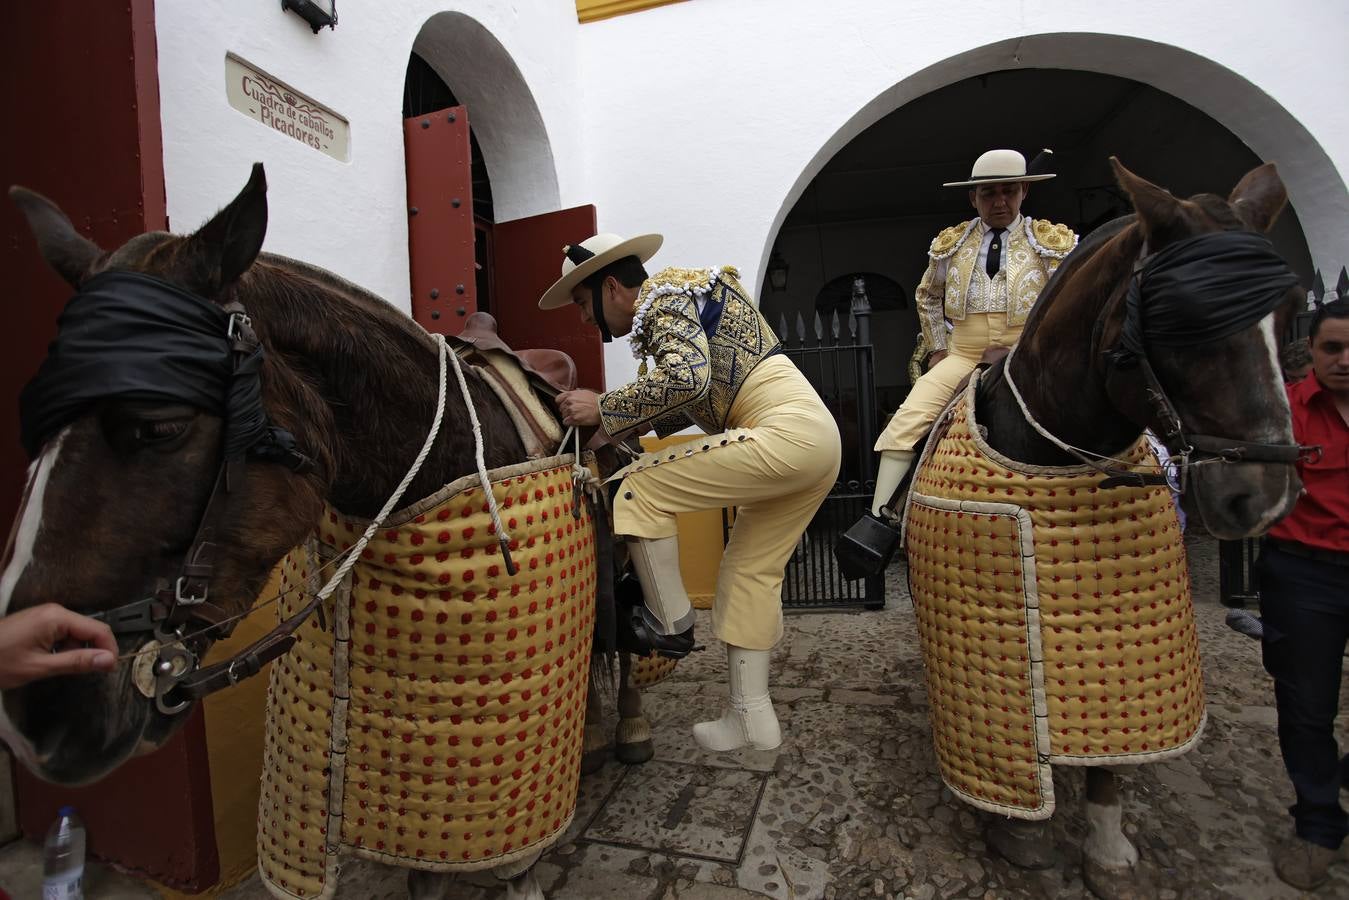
[537,232,663,310]
[943,149,1056,188]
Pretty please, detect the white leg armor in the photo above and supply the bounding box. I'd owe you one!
[870,449,915,516]
[693,645,782,752]
[627,535,695,635]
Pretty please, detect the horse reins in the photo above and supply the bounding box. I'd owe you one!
[1005,230,1316,490]
[89,325,463,713]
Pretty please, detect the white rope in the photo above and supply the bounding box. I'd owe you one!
[312,332,452,602]
[445,334,517,573]
[1002,346,1169,473]
[556,425,575,457]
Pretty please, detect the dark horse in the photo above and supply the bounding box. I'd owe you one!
[949,159,1302,899]
[0,165,650,899]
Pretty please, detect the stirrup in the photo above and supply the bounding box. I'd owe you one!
[617,604,694,660]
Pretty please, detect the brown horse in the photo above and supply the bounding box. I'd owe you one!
[0,165,653,899]
[946,159,1302,899]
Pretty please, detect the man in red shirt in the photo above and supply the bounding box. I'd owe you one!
[1259,297,1349,889]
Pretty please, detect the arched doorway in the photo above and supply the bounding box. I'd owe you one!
[402,12,605,388]
[756,39,1341,610]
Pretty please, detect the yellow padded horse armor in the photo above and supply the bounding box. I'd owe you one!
[257,456,597,898]
[903,377,1204,819]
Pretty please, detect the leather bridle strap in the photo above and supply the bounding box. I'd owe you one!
[174,590,325,701]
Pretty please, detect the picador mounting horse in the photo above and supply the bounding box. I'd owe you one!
[899,159,1305,900]
[0,164,669,900]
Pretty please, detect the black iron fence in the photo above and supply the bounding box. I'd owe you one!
[767,277,884,610]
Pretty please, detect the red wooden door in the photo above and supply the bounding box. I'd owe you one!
[4,1,223,891]
[493,207,605,391]
[404,105,476,335]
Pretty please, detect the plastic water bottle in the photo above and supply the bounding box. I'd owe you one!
[41,806,85,900]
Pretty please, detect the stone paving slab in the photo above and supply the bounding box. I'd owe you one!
[2,534,1348,899]
[582,761,769,863]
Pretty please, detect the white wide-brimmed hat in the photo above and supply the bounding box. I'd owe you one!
[942,149,1057,188]
[537,232,663,310]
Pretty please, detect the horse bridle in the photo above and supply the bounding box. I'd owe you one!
[1016,241,1317,490]
[88,302,319,714]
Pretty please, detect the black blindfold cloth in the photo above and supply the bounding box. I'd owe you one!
[20,270,279,461]
[1114,230,1298,361]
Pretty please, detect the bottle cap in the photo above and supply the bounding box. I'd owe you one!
[58,805,76,817]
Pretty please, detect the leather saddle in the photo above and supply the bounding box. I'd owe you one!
[448,312,628,462]
[453,311,578,394]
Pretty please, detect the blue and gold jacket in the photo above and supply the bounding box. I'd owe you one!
[599,266,781,438]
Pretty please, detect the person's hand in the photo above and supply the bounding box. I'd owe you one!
[0,604,118,690]
[555,389,602,427]
[927,350,948,369]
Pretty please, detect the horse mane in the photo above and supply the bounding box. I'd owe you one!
[226,253,525,516]
[974,214,1150,464]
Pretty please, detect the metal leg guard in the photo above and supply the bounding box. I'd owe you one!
[623,536,695,659]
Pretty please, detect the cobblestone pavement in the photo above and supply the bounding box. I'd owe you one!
[3,534,1346,899]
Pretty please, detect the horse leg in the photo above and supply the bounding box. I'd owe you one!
[614,651,654,765]
[985,816,1059,870]
[492,849,546,900]
[581,676,609,775]
[405,869,452,900]
[1081,767,1154,900]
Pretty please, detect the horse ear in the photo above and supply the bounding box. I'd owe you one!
[1110,157,1182,240]
[8,186,103,288]
[1229,162,1287,233]
[188,163,268,290]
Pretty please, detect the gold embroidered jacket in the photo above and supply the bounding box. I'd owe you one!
[599,266,781,438]
[916,217,1077,352]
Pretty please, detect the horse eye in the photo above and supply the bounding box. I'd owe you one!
[134,420,189,444]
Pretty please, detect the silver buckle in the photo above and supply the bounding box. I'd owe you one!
[226,311,252,340]
[175,576,207,606]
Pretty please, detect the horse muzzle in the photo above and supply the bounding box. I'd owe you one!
[0,657,165,786]
[1188,459,1301,540]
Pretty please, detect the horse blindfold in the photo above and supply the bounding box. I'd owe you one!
[1114,230,1297,360]
[20,270,298,465]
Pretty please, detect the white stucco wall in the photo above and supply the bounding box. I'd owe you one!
[155,1,1349,394]
[155,0,587,311]
[579,0,1349,388]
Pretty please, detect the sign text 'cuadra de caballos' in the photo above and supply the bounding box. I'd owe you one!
[225,54,350,162]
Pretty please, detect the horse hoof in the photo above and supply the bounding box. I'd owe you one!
[615,739,654,765]
[986,818,1059,870]
[1082,858,1156,900]
[580,747,608,775]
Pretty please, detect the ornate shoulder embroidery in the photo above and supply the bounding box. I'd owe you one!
[1025,219,1078,259]
[928,220,978,261]
[631,265,736,364]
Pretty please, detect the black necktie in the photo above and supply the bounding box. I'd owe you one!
[986,228,1005,277]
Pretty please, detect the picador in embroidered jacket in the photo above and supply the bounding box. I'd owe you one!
[840,148,1078,574]
[539,234,841,753]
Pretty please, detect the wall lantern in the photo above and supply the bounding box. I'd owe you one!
[281,0,337,33]
[767,249,790,292]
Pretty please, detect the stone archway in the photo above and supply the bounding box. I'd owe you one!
[409,11,560,222]
[758,32,1349,284]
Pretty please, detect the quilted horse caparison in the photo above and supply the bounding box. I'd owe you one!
[902,377,1204,819]
[257,456,597,899]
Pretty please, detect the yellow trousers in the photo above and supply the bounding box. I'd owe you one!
[612,355,841,649]
[875,312,1024,451]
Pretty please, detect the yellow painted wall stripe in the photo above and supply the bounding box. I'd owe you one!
[577,0,689,24]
